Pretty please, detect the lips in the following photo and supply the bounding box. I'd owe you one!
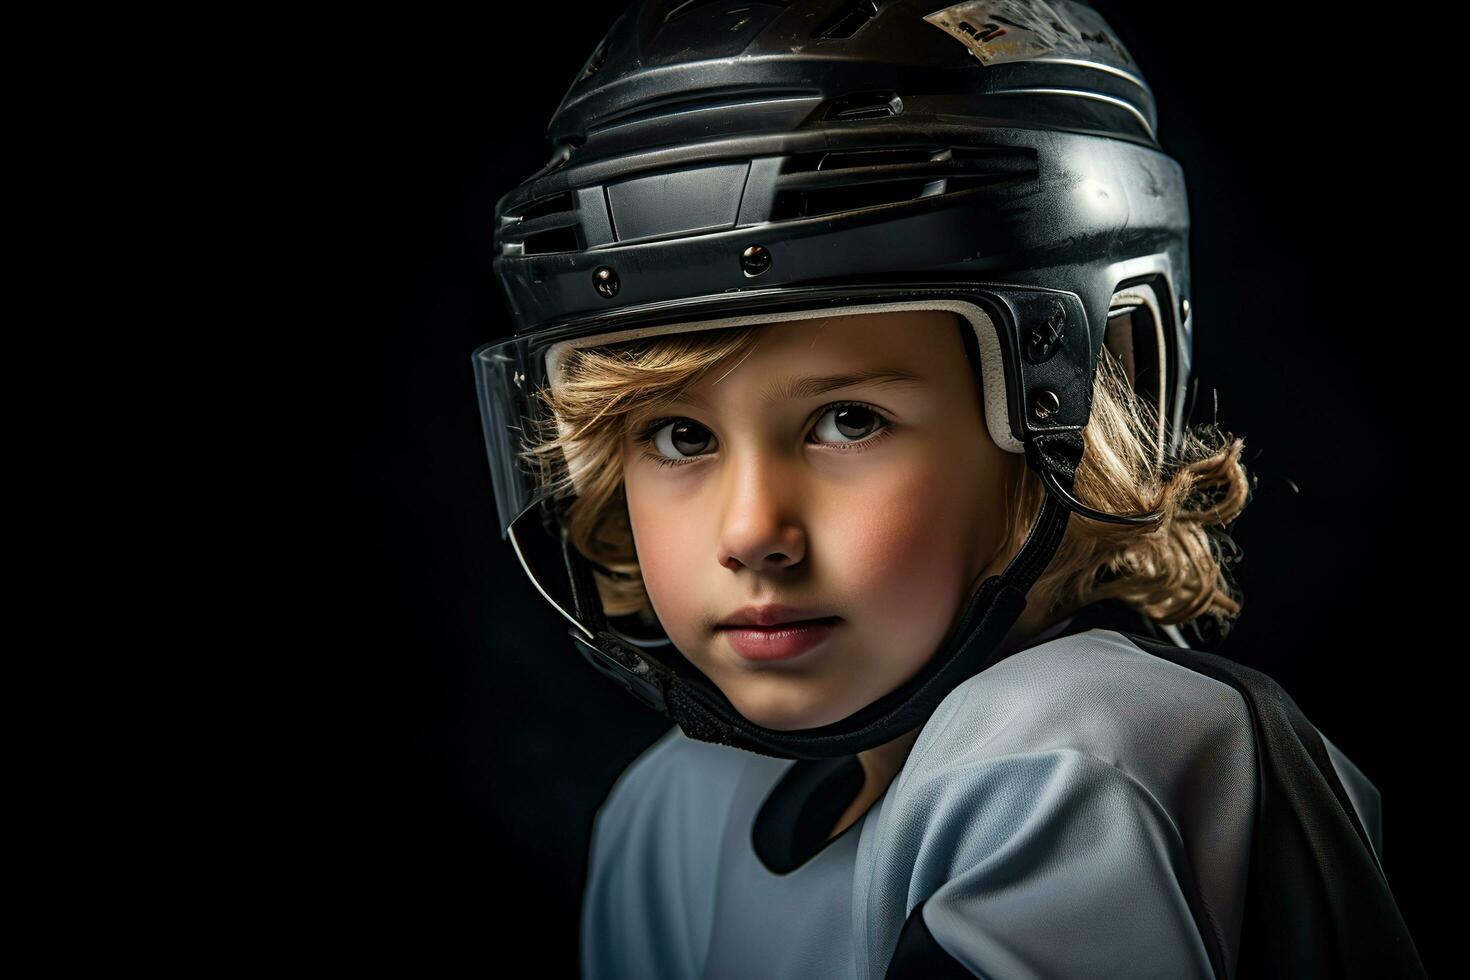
[717,616,841,632]
[716,611,842,661]
[717,604,836,628]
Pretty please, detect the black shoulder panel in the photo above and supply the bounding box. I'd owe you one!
[1115,630,1427,978]
[885,898,975,979]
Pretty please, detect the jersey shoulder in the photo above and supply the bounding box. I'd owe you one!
[866,628,1258,980]
[904,626,1255,790]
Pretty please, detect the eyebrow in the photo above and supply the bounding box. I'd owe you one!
[667,367,925,411]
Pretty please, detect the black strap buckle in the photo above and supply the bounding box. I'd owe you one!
[570,629,668,713]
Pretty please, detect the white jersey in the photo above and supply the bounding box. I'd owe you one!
[579,625,1382,979]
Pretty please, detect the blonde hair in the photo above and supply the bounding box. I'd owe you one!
[521,320,1252,638]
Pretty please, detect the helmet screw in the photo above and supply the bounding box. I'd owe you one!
[740,244,772,277]
[1181,297,1191,321]
[1031,389,1061,420]
[593,266,620,298]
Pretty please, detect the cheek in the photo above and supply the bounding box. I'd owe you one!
[825,442,998,645]
[625,475,704,642]
[843,488,965,624]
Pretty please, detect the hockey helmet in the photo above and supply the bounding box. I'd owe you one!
[473,0,1190,759]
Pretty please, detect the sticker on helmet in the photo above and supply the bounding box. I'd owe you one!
[923,0,1136,70]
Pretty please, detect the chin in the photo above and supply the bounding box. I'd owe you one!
[726,688,862,732]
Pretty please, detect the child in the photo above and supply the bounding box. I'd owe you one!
[472,2,1424,976]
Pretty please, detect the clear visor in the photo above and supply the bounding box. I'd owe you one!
[472,294,1020,541]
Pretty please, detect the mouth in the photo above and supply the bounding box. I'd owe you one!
[716,603,840,628]
[715,615,842,631]
[717,616,842,662]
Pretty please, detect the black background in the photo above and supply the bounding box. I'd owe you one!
[338,2,1444,973]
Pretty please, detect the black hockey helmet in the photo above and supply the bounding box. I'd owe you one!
[473,0,1192,759]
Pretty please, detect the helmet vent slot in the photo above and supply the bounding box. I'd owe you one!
[520,227,581,256]
[514,192,575,222]
[823,90,903,120]
[771,178,931,219]
[502,192,582,256]
[770,144,1036,220]
[813,0,880,39]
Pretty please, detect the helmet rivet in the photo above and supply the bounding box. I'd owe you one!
[740,244,772,277]
[1181,297,1191,321]
[593,266,620,298]
[1031,390,1061,420]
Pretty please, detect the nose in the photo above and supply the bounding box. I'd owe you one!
[717,453,807,572]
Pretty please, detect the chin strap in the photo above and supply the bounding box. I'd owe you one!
[566,430,1087,760]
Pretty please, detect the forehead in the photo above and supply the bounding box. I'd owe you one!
[749,309,958,360]
[693,309,966,397]
[619,310,963,419]
[543,303,977,401]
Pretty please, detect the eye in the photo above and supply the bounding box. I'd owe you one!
[635,403,892,468]
[647,418,716,462]
[810,403,889,445]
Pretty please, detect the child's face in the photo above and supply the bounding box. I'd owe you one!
[622,310,1020,731]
